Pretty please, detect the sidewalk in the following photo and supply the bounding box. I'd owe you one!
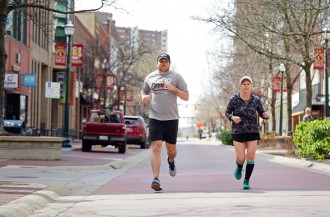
[0,142,81,207]
[0,140,150,217]
[0,139,329,217]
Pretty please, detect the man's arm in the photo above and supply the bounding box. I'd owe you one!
[141,91,151,103]
[164,82,189,101]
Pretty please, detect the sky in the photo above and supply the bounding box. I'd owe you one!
[75,0,223,127]
[76,0,218,103]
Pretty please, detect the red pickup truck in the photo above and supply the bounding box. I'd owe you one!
[82,109,127,153]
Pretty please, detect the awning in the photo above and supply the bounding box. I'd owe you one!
[292,84,322,116]
[54,1,67,12]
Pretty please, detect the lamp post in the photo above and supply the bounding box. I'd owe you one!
[323,28,329,118]
[62,21,75,147]
[102,59,108,109]
[279,63,285,135]
[123,83,127,115]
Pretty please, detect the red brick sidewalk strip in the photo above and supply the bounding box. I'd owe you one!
[0,181,47,206]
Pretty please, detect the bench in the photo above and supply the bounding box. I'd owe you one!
[0,136,64,160]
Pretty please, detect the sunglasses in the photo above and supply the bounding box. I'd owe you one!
[159,60,169,63]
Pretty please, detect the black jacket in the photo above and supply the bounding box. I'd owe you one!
[225,93,267,134]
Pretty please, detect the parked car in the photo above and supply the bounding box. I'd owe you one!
[200,131,209,139]
[82,110,127,153]
[124,116,149,149]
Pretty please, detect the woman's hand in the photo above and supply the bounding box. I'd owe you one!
[263,112,270,119]
[231,116,241,124]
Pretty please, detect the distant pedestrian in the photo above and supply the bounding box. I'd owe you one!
[141,53,189,191]
[225,76,269,190]
[303,107,314,122]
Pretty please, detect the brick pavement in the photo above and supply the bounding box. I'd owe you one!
[0,181,47,206]
[0,142,145,207]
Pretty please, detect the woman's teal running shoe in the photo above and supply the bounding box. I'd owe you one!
[234,166,242,180]
[243,180,250,190]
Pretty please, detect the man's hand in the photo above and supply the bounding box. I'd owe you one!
[142,94,151,103]
[164,82,176,92]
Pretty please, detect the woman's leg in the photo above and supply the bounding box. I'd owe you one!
[233,141,247,180]
[243,140,258,189]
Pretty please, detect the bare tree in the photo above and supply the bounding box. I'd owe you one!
[195,0,330,133]
[108,32,158,112]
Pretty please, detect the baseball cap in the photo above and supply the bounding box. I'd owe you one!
[157,53,170,62]
[239,76,253,84]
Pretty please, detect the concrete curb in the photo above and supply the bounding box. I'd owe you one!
[0,191,59,217]
[257,151,330,175]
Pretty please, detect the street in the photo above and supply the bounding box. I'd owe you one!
[1,139,330,217]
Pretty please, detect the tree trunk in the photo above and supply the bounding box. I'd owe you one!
[271,91,277,134]
[304,63,313,108]
[0,9,9,123]
[286,72,293,133]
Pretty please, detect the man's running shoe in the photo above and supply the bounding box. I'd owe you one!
[151,177,162,191]
[243,180,251,190]
[234,165,242,180]
[168,157,177,177]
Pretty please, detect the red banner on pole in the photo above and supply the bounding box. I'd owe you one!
[314,48,324,70]
[95,74,103,90]
[120,89,133,102]
[106,74,115,90]
[273,76,287,92]
[272,76,281,92]
[55,43,66,66]
[55,43,84,67]
[71,44,84,67]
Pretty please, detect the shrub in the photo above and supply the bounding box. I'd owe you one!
[221,130,233,145]
[293,119,330,160]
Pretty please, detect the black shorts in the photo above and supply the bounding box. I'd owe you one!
[149,119,178,144]
[232,133,260,143]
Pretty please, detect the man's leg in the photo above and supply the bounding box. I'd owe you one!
[151,140,163,178]
[166,142,177,177]
[150,140,163,191]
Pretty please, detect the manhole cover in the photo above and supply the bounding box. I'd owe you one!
[233,205,254,208]
[5,176,39,179]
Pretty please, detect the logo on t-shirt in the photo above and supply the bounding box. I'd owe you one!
[151,78,172,92]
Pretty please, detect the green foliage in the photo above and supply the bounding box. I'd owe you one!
[221,130,233,145]
[293,119,330,160]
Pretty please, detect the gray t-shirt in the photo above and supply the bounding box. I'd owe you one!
[142,70,188,120]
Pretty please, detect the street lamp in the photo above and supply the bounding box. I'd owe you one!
[323,27,329,118]
[279,63,285,135]
[62,20,75,147]
[102,59,108,109]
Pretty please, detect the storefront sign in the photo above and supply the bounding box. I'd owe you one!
[56,72,65,99]
[45,82,60,99]
[23,74,36,87]
[4,74,18,88]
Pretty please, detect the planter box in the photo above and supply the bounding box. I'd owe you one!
[0,136,64,160]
